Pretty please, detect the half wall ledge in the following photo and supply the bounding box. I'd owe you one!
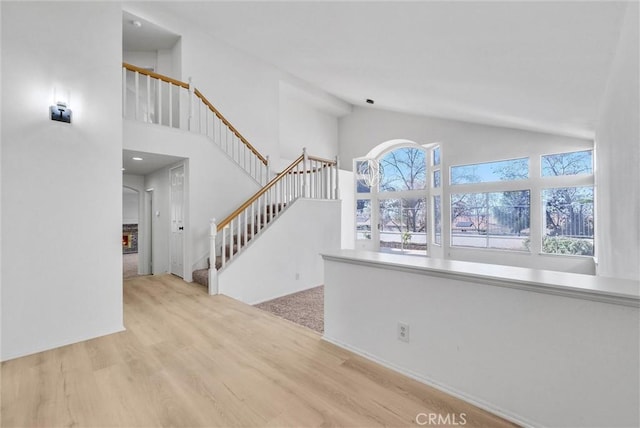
[321,250,640,307]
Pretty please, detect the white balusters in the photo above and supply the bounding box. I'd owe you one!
[251,202,255,240]
[210,149,338,275]
[187,77,194,131]
[146,74,151,123]
[302,148,309,198]
[134,71,139,121]
[123,64,269,184]
[168,83,173,128]
[221,225,227,268]
[157,78,162,126]
[334,155,340,199]
[209,218,218,295]
[122,68,127,118]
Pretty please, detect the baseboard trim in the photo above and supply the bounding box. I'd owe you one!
[322,334,536,428]
[1,325,126,362]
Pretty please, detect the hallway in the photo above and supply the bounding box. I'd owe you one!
[123,253,139,279]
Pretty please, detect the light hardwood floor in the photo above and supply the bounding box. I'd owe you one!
[2,274,517,427]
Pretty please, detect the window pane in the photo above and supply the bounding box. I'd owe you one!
[433,170,441,188]
[451,190,530,251]
[379,198,427,255]
[356,179,371,193]
[541,150,593,177]
[433,147,441,166]
[542,187,594,255]
[433,195,442,245]
[355,160,369,174]
[356,199,372,239]
[451,158,528,184]
[355,160,372,193]
[379,148,427,191]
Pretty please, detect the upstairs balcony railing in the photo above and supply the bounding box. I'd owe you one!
[122,62,269,184]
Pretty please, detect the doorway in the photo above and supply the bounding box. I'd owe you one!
[123,186,140,279]
[170,164,185,278]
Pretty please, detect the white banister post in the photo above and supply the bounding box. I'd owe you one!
[266,155,271,186]
[208,218,219,295]
[334,155,340,199]
[122,67,127,118]
[134,71,140,121]
[187,77,194,131]
[303,147,309,198]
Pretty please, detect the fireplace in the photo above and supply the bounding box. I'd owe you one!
[122,224,138,254]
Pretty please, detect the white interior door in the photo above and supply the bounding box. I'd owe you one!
[170,165,185,278]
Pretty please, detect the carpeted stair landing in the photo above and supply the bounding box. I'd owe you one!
[254,286,324,333]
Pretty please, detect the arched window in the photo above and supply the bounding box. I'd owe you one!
[355,141,437,256]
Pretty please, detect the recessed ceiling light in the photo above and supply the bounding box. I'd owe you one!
[132,157,143,161]
[122,168,126,171]
[131,20,142,28]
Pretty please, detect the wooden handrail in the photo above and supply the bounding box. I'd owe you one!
[307,155,336,164]
[194,89,267,165]
[123,62,189,89]
[217,154,305,231]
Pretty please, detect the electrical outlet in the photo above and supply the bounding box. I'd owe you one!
[397,322,410,342]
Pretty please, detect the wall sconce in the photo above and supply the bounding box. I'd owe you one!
[50,88,72,123]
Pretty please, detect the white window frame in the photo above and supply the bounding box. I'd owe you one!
[353,142,438,255]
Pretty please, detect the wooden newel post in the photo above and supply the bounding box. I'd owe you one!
[208,218,218,295]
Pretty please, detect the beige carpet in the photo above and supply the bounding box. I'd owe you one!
[254,286,324,333]
[123,253,139,279]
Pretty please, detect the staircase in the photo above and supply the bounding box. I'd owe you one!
[197,149,339,292]
[122,62,339,293]
[192,202,286,287]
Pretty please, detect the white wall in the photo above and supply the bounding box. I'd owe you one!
[125,121,262,279]
[339,107,595,273]
[123,174,144,227]
[1,2,124,360]
[278,80,350,168]
[324,258,640,427]
[1,1,4,363]
[339,170,355,249]
[219,199,341,304]
[339,106,593,168]
[595,2,640,281]
[123,51,157,70]
[123,188,140,224]
[123,44,179,78]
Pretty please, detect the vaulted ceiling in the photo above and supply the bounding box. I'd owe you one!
[146,1,632,139]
